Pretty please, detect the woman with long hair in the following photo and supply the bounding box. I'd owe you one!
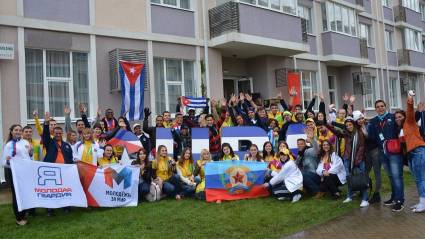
[316,140,346,200]
[262,141,275,162]
[193,149,212,200]
[176,148,196,197]
[97,144,118,166]
[74,128,103,165]
[2,124,32,225]
[244,144,263,162]
[152,145,182,200]
[219,143,239,161]
[132,148,152,200]
[277,140,294,160]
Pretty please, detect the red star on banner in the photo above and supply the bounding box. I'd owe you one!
[233,171,244,184]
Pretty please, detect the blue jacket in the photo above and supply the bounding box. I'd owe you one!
[43,124,74,164]
[368,113,398,150]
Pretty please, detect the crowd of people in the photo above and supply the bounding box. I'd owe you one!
[2,90,425,227]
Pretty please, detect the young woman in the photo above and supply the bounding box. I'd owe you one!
[327,118,368,207]
[316,140,346,200]
[74,128,103,165]
[97,144,119,166]
[395,94,425,212]
[193,149,212,200]
[219,143,239,161]
[2,124,32,225]
[262,141,275,162]
[277,141,294,160]
[132,148,152,200]
[92,123,103,142]
[244,144,263,162]
[176,148,196,197]
[152,145,182,200]
[263,149,303,203]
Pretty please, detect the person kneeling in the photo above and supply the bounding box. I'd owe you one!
[152,145,182,200]
[262,149,303,203]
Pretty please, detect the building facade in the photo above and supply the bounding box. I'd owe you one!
[1,0,425,146]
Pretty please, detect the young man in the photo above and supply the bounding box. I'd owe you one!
[102,108,119,132]
[22,126,42,162]
[143,107,164,152]
[368,100,405,212]
[133,123,151,154]
[206,99,227,161]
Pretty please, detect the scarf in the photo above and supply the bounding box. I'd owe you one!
[11,138,20,157]
[178,160,193,178]
[106,118,115,131]
[378,112,389,122]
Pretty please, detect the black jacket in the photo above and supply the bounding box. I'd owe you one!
[43,124,74,164]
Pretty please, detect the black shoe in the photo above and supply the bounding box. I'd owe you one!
[383,199,394,206]
[392,201,404,212]
[369,192,381,204]
[46,210,55,217]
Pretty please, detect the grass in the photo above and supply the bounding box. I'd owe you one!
[0,170,414,239]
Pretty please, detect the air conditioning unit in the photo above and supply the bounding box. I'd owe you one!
[109,49,149,92]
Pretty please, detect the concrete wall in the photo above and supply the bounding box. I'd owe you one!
[24,0,90,25]
[238,4,303,43]
[405,8,423,30]
[95,0,148,32]
[151,4,195,37]
[409,51,425,68]
[387,51,398,66]
[96,36,149,115]
[383,6,394,22]
[25,29,90,51]
[322,32,361,58]
[308,35,317,55]
[0,0,17,16]
[0,26,19,140]
[207,48,224,99]
[368,47,376,64]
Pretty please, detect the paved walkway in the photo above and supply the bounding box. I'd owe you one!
[285,186,425,239]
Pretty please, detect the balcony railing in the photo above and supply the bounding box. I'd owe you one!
[359,38,368,59]
[398,49,410,65]
[394,5,406,22]
[209,1,240,39]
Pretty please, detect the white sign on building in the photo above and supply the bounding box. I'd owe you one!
[0,43,14,60]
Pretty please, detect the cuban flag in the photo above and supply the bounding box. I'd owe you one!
[181,96,207,108]
[119,60,145,121]
[107,129,143,154]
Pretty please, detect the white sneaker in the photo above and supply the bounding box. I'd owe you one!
[360,200,369,208]
[412,204,425,213]
[410,204,419,210]
[277,197,289,201]
[343,198,352,203]
[292,194,302,203]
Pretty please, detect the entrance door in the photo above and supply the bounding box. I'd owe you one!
[223,77,253,99]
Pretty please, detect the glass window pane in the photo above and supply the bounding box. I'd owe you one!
[342,8,349,34]
[259,0,269,7]
[151,0,160,3]
[25,49,44,119]
[335,5,342,32]
[164,0,177,6]
[241,0,256,4]
[168,85,182,113]
[183,61,195,97]
[46,51,70,78]
[48,81,70,117]
[166,59,182,82]
[154,58,166,114]
[271,0,280,10]
[180,0,190,9]
[72,52,89,115]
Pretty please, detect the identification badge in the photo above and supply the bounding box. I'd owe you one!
[379,133,384,141]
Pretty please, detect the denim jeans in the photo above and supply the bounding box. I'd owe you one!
[408,146,425,198]
[181,184,196,197]
[344,160,368,201]
[380,150,404,203]
[138,180,151,199]
[366,147,381,193]
[302,171,321,194]
[162,174,181,197]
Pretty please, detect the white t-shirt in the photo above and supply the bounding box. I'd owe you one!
[2,139,32,168]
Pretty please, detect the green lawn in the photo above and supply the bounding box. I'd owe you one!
[0,170,414,239]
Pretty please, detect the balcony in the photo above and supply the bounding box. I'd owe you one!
[394,5,423,29]
[208,1,309,58]
[398,49,425,73]
[321,32,369,66]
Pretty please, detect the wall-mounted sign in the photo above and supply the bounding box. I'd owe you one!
[0,43,14,60]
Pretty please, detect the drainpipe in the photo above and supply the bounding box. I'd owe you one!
[202,0,211,98]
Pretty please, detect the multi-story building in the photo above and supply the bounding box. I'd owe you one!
[1,0,425,146]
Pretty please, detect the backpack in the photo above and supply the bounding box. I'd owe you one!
[145,182,161,202]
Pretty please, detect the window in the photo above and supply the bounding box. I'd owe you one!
[409,77,420,103]
[328,75,337,108]
[359,23,373,47]
[385,30,394,51]
[322,1,357,36]
[382,0,391,8]
[151,0,191,10]
[25,49,90,119]
[300,71,318,110]
[240,0,297,15]
[405,28,423,52]
[363,76,377,109]
[154,58,196,114]
[298,5,313,34]
[402,0,419,12]
[420,3,425,20]
[389,77,400,108]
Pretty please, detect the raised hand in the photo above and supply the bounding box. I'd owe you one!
[289,87,297,97]
[32,109,39,118]
[245,93,253,102]
[276,92,282,99]
[239,92,245,101]
[417,102,425,112]
[221,98,227,107]
[97,107,102,117]
[349,95,356,104]
[144,107,151,117]
[79,103,87,114]
[305,127,314,140]
[319,92,324,101]
[64,106,71,115]
[211,98,217,108]
[45,112,51,122]
[343,93,349,102]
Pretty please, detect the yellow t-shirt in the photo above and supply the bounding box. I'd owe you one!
[268,112,284,128]
[221,154,240,161]
[97,156,119,167]
[81,141,94,165]
[152,156,172,181]
[177,160,193,178]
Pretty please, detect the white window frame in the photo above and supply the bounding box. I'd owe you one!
[300,71,319,111]
[151,0,192,10]
[322,1,358,37]
[382,0,391,8]
[402,0,420,12]
[385,30,395,51]
[388,76,401,109]
[363,76,378,110]
[405,28,423,52]
[239,0,298,16]
[409,77,420,103]
[26,49,90,121]
[420,3,425,21]
[297,4,314,34]
[328,75,338,109]
[154,57,196,114]
[359,23,373,47]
